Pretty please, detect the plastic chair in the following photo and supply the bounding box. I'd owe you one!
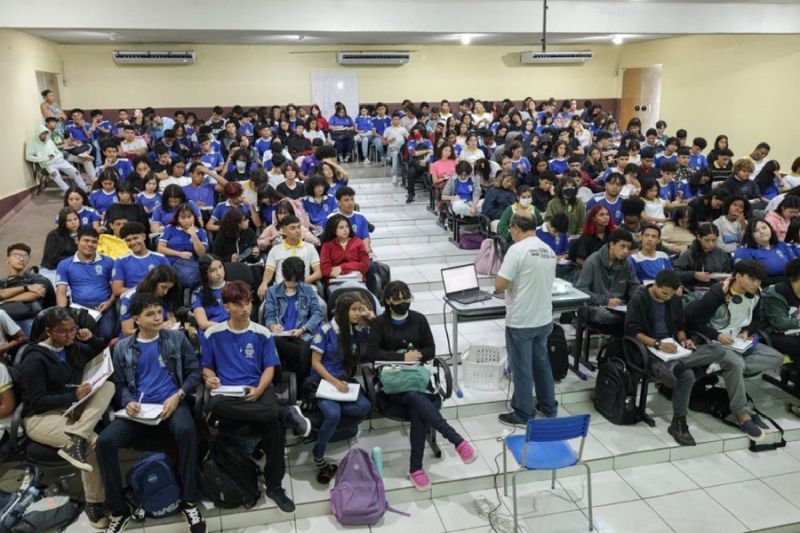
[502,414,593,531]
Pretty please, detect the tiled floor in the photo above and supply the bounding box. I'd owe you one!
[8,166,800,532]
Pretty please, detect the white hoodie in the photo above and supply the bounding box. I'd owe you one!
[25,124,64,165]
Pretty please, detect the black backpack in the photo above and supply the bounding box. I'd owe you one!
[593,357,639,425]
[548,324,569,381]
[198,440,260,509]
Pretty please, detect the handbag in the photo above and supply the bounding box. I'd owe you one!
[379,364,431,395]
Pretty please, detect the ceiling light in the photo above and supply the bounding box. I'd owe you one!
[460,34,472,45]
[611,35,624,45]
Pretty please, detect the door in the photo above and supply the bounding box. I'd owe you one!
[620,66,662,132]
[35,71,61,103]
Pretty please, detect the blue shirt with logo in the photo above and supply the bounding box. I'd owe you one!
[55,253,114,307]
[101,159,133,182]
[190,285,229,327]
[201,323,280,387]
[158,225,208,262]
[150,201,202,227]
[536,226,569,256]
[328,210,371,240]
[303,195,338,228]
[586,193,624,225]
[112,252,170,288]
[135,192,161,214]
[210,201,251,223]
[135,337,178,403]
[89,190,118,215]
[372,116,391,135]
[454,177,475,202]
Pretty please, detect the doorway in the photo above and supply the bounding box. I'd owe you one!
[619,66,662,132]
[35,71,61,103]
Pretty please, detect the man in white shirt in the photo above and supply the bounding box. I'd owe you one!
[494,212,558,425]
[382,113,409,184]
[119,125,147,159]
[257,216,321,299]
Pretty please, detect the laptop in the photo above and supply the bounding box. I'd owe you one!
[441,264,493,305]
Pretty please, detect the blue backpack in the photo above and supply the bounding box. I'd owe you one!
[126,453,182,519]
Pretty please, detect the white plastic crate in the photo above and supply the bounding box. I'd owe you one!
[462,345,506,391]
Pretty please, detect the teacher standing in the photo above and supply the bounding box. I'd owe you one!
[494,212,558,426]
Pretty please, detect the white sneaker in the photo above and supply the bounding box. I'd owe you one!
[391,175,399,185]
[363,159,371,166]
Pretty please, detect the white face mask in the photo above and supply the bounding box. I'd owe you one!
[519,197,533,207]
[236,161,247,172]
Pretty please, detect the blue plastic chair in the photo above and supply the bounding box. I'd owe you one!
[502,414,593,531]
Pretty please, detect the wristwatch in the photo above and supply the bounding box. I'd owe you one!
[653,340,661,350]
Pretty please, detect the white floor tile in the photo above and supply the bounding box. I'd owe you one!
[705,479,800,530]
[295,514,366,532]
[591,500,673,532]
[522,510,591,533]
[589,422,669,456]
[432,488,507,531]
[762,471,800,505]
[672,453,755,487]
[617,462,699,499]
[725,447,800,477]
[458,413,509,442]
[223,522,295,533]
[501,478,578,517]
[557,469,640,509]
[647,489,745,533]
[370,499,445,533]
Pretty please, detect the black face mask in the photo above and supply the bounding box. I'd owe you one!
[389,302,411,315]
[563,188,577,198]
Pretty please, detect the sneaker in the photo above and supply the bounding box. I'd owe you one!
[78,152,94,161]
[316,463,338,485]
[739,418,765,442]
[455,441,477,464]
[363,159,371,166]
[58,436,93,472]
[282,405,311,437]
[85,503,109,530]
[667,416,696,446]
[181,502,206,533]
[408,469,431,491]
[498,412,529,427]
[650,360,678,388]
[265,487,296,514]
[750,413,770,431]
[391,175,399,185]
[102,512,130,533]
[405,195,415,204]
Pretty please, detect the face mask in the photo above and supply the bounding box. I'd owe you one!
[236,161,247,172]
[414,133,423,140]
[519,197,533,207]
[389,302,411,315]
[563,188,577,198]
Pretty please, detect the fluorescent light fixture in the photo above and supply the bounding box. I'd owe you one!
[611,35,624,45]
[460,34,472,45]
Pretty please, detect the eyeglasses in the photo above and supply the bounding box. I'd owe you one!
[52,327,78,336]
[9,253,29,260]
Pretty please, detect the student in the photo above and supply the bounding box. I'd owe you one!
[660,205,697,253]
[718,159,761,202]
[257,215,322,299]
[119,125,147,159]
[744,142,771,178]
[383,112,409,182]
[257,199,319,249]
[689,137,708,169]
[733,218,796,279]
[320,214,370,285]
[18,307,114,529]
[63,187,102,231]
[308,292,373,483]
[41,208,80,285]
[211,209,260,264]
[536,212,570,258]
[150,185,204,234]
[191,255,228,336]
[545,177,585,236]
[201,281,311,513]
[627,225,673,283]
[55,228,117,340]
[761,258,800,365]
[328,105,356,162]
[481,172,517,223]
[118,265,179,338]
[625,270,732,446]
[264,257,324,377]
[405,126,434,203]
[599,149,630,184]
[575,229,640,326]
[713,194,749,253]
[99,143,133,183]
[98,293,205,533]
[103,182,150,234]
[688,189,729,223]
[26,124,88,192]
[640,179,668,225]
[276,161,306,200]
[442,161,482,217]
[619,197,646,243]
[765,195,800,242]
[571,205,615,268]
[497,185,544,242]
[136,174,162,215]
[328,186,372,253]
[97,211,131,257]
[354,105,374,163]
[157,204,208,289]
[586,172,626,225]
[370,103,392,162]
[674,223,732,289]
[89,169,120,216]
[182,162,227,213]
[705,147,735,183]
[532,171,557,212]
[655,161,685,210]
[654,137,679,169]
[207,181,261,233]
[686,260,784,440]
[111,222,170,296]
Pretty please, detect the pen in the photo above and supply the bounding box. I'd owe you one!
[65,384,79,389]
[137,391,144,406]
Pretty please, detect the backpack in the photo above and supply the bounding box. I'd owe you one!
[330,448,407,526]
[126,453,182,519]
[458,233,485,250]
[548,323,569,381]
[198,440,260,509]
[11,495,83,532]
[474,238,502,275]
[0,467,43,533]
[593,357,639,425]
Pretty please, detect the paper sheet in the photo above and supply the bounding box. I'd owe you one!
[316,380,360,402]
[63,349,113,417]
[113,403,164,425]
[70,303,101,321]
[209,385,247,397]
[647,338,693,362]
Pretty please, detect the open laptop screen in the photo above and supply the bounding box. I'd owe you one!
[441,264,479,295]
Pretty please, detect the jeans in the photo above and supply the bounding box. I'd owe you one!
[274,336,312,378]
[506,323,557,419]
[96,403,198,514]
[333,135,355,159]
[387,147,401,176]
[371,138,385,161]
[394,391,463,472]
[95,305,119,341]
[313,393,372,459]
[357,133,373,161]
[172,258,200,289]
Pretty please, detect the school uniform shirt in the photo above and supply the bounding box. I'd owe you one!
[238,122,254,138]
[100,159,133,182]
[112,251,170,289]
[158,225,208,262]
[303,195,338,228]
[453,177,477,203]
[549,158,569,176]
[654,153,677,169]
[89,189,118,215]
[282,294,298,331]
[201,322,280,388]
[689,153,708,169]
[191,285,229,326]
[133,335,179,404]
[713,216,744,254]
[657,180,678,202]
[310,319,369,379]
[135,192,161,214]
[265,239,320,285]
[254,138,273,160]
[328,210,371,241]
[66,206,101,229]
[586,193,624,225]
[372,116,391,136]
[535,224,569,256]
[328,115,354,131]
[150,201,203,228]
[199,151,224,170]
[56,253,114,308]
[511,157,531,176]
[66,123,92,143]
[182,181,217,210]
[355,116,373,133]
[300,156,320,176]
[733,242,797,277]
[118,288,173,326]
[627,250,673,283]
[210,200,252,223]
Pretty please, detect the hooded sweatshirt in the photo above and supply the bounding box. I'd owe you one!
[25,125,64,165]
[575,243,641,305]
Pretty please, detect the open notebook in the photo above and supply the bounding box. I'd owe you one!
[113,403,164,426]
[647,338,693,362]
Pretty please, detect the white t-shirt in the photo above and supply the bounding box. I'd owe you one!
[383,126,408,149]
[643,198,666,220]
[497,235,557,328]
[0,310,21,346]
[265,240,320,284]
[120,138,147,155]
[0,363,12,433]
[159,176,192,192]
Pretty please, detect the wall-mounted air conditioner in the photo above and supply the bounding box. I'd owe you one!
[336,51,410,65]
[113,50,197,65]
[519,51,592,64]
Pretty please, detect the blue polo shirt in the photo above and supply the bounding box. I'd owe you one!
[89,190,118,215]
[549,158,569,176]
[158,225,208,261]
[586,193,624,225]
[190,285,229,326]
[328,210,371,240]
[733,243,797,277]
[355,116,373,133]
[254,138,273,160]
[372,116,391,135]
[93,120,113,140]
[627,251,673,283]
[655,153,677,169]
[56,253,114,307]
[303,195,338,227]
[310,321,369,379]
[201,322,280,387]
[210,201,251,223]
[135,336,178,404]
[182,181,217,209]
[536,225,569,256]
[690,153,708,169]
[238,122,254,137]
[201,152,224,170]
[135,192,161,214]
[66,123,91,143]
[55,206,100,229]
[112,252,170,288]
[328,115,354,129]
[658,180,679,202]
[150,201,202,227]
[119,288,172,324]
[101,159,133,182]
[453,177,476,203]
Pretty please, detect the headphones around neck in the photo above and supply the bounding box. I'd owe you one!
[727,287,756,304]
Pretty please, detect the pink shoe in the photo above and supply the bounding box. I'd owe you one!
[456,441,478,464]
[408,469,431,491]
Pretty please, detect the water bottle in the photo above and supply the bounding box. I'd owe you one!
[372,446,383,478]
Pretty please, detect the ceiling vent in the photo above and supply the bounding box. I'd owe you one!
[336,51,410,65]
[113,50,197,65]
[519,50,592,64]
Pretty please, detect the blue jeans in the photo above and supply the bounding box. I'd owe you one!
[371,138,385,161]
[95,306,119,341]
[395,391,463,472]
[172,258,200,289]
[506,323,557,419]
[387,147,401,176]
[313,393,372,459]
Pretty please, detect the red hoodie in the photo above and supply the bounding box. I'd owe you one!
[320,236,370,283]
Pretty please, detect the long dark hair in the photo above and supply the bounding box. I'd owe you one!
[323,214,353,243]
[742,217,778,249]
[754,160,780,195]
[136,265,182,311]
[689,223,719,270]
[63,186,89,208]
[671,206,698,235]
[198,254,224,307]
[161,184,188,211]
[333,292,363,376]
[218,208,245,239]
[55,207,78,236]
[41,307,77,344]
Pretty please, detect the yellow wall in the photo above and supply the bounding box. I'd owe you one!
[58,43,623,107]
[0,30,62,196]
[619,34,800,167]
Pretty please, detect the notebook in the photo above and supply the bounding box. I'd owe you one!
[113,403,164,426]
[315,380,360,402]
[209,385,248,397]
[647,338,693,362]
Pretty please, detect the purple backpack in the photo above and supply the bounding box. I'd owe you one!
[330,448,407,525]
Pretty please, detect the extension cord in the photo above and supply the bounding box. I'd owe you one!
[473,495,530,533]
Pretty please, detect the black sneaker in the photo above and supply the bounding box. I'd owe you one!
[181,502,206,533]
[316,463,338,485]
[58,436,93,472]
[739,418,765,442]
[750,413,770,431]
[282,405,311,437]
[498,412,529,427]
[406,195,415,204]
[102,511,129,533]
[265,487,296,514]
[649,360,678,389]
[668,416,696,446]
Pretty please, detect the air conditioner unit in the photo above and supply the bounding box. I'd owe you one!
[336,51,410,65]
[113,50,197,65]
[519,50,592,64]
